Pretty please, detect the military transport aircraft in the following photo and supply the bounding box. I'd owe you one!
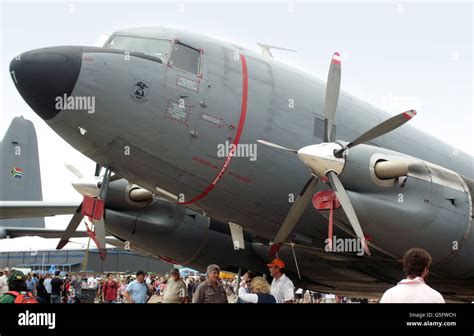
[6,27,474,300]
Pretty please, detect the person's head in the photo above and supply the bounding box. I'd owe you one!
[243,271,256,285]
[45,272,51,278]
[267,259,285,278]
[250,277,271,295]
[136,270,146,283]
[403,248,432,280]
[107,273,113,281]
[206,264,221,282]
[170,268,180,280]
[8,270,27,292]
[54,270,60,277]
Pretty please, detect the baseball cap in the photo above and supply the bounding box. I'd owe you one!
[8,269,25,283]
[267,258,285,269]
[206,264,220,274]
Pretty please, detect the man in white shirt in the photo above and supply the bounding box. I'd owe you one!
[380,248,444,303]
[43,272,52,302]
[145,274,152,287]
[87,274,97,289]
[267,258,295,303]
[43,273,52,293]
[0,268,9,295]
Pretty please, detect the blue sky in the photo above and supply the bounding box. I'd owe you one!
[0,1,472,234]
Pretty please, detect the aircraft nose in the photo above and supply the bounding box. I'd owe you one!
[9,46,83,120]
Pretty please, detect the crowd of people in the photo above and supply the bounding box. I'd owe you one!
[0,248,445,304]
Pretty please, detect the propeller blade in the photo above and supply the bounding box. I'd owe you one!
[257,140,297,153]
[270,176,319,256]
[335,110,417,156]
[327,171,370,256]
[64,163,84,179]
[323,52,342,143]
[56,203,83,250]
[93,216,107,260]
[94,163,102,177]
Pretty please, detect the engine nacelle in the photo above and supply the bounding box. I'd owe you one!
[105,199,267,273]
[336,144,473,278]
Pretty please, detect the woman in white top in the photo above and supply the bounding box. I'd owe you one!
[238,277,276,304]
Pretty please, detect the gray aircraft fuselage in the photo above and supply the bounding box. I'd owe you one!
[10,27,474,299]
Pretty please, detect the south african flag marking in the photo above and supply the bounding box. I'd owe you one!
[11,167,23,179]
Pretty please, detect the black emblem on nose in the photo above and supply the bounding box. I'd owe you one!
[130,79,150,103]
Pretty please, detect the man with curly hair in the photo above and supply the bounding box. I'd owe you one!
[380,248,444,303]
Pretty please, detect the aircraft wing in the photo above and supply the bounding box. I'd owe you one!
[0,229,146,257]
[1,229,122,244]
[0,227,88,239]
[0,201,79,219]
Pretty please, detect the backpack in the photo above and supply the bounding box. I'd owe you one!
[6,291,38,304]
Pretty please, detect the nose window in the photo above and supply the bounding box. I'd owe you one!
[169,42,201,76]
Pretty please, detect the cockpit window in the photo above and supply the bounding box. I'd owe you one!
[169,42,201,75]
[105,35,171,60]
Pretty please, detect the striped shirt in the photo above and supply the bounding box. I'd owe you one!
[270,274,295,303]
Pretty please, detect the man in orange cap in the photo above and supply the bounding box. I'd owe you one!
[267,259,295,303]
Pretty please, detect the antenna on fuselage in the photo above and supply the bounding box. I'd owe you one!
[257,43,297,58]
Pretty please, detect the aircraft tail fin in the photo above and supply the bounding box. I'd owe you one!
[0,117,45,228]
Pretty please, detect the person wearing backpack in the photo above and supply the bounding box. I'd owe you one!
[0,269,38,304]
[102,273,118,303]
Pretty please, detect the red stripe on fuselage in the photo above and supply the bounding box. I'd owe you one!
[177,54,249,205]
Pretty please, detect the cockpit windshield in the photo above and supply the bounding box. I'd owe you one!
[105,35,171,60]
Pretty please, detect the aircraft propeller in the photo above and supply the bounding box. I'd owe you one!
[56,163,116,260]
[259,52,416,257]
